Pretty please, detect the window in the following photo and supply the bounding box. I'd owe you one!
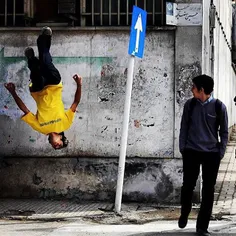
[0,0,25,26]
[0,0,168,27]
[80,0,167,26]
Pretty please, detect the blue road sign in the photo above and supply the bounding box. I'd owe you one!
[128,6,147,58]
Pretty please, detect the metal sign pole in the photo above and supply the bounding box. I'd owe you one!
[115,55,135,213]
[114,5,147,214]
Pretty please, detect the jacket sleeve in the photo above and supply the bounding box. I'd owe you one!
[179,101,190,154]
[219,103,228,158]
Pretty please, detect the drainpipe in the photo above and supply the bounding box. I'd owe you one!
[209,3,216,78]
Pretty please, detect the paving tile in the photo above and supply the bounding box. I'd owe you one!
[213,130,236,217]
[0,199,108,219]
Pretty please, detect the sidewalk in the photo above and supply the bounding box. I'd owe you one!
[0,198,198,224]
[213,128,236,218]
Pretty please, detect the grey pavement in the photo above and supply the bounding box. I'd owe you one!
[213,129,236,217]
[0,218,236,235]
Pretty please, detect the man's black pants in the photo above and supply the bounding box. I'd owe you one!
[28,35,61,92]
[181,149,221,230]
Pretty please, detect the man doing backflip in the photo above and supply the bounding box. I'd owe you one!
[4,27,82,149]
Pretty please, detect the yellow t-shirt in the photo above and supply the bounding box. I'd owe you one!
[21,83,75,134]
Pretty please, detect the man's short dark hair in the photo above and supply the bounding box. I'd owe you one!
[192,74,214,95]
[60,132,69,148]
[48,132,69,149]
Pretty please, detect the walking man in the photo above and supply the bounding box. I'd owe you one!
[4,27,82,149]
[178,74,228,236]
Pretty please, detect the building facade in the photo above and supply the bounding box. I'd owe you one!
[0,0,235,203]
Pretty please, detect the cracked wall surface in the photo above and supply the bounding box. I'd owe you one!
[0,28,202,202]
[174,26,202,158]
[0,157,201,203]
[0,30,175,158]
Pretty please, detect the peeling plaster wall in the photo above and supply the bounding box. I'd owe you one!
[0,30,186,202]
[0,30,175,158]
[0,2,233,202]
[174,0,203,159]
[174,26,202,158]
[173,0,202,200]
[0,157,200,204]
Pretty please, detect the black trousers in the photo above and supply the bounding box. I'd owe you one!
[27,35,61,92]
[181,149,221,230]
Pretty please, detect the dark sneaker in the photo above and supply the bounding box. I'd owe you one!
[178,215,188,228]
[24,47,35,60]
[41,26,52,36]
[37,34,51,56]
[196,228,211,236]
[37,26,52,55]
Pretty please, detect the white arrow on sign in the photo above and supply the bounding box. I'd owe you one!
[134,14,143,53]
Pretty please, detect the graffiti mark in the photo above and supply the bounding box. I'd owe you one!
[143,123,155,127]
[33,173,43,185]
[7,135,13,144]
[134,120,140,128]
[101,71,105,77]
[100,64,114,78]
[101,126,108,133]
[99,97,109,102]
[176,62,201,107]
[105,116,113,121]
[0,48,113,79]
[0,48,114,121]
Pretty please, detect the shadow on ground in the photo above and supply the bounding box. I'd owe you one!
[128,234,236,236]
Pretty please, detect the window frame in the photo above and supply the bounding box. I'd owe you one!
[0,0,169,27]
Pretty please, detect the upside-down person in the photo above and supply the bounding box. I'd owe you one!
[4,27,82,149]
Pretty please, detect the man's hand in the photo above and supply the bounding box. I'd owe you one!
[70,74,82,112]
[4,83,16,94]
[4,83,30,115]
[73,74,82,86]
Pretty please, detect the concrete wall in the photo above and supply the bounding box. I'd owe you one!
[0,0,234,202]
[0,29,188,203]
[0,30,175,158]
[0,157,184,203]
[174,26,202,158]
[174,0,203,158]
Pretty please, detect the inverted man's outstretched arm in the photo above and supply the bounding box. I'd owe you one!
[70,74,82,112]
[4,83,30,115]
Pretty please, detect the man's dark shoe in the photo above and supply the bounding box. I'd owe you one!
[178,215,188,228]
[37,26,52,55]
[196,228,211,236]
[24,47,35,60]
[41,26,52,36]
